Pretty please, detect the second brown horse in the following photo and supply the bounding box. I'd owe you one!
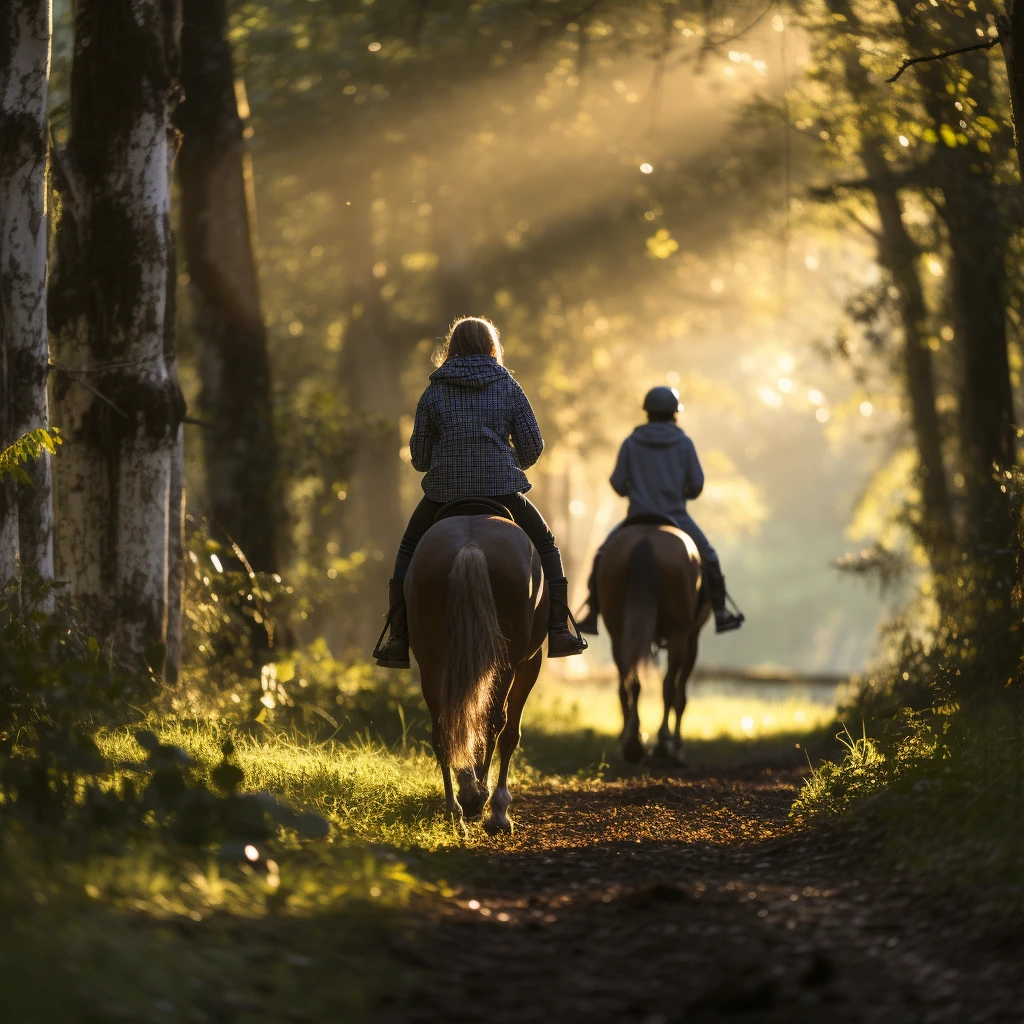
[597,522,711,764]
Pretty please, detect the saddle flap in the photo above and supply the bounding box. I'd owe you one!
[433,497,514,523]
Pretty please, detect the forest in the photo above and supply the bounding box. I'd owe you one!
[1,0,1023,1019]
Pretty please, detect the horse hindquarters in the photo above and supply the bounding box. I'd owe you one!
[615,537,661,764]
[439,543,506,771]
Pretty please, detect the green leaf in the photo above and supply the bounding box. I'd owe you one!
[0,428,62,481]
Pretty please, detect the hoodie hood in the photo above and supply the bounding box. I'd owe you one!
[630,422,687,447]
[429,354,509,389]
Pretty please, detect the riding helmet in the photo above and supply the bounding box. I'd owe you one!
[642,386,681,415]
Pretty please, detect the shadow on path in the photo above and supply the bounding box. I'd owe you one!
[379,770,1024,1023]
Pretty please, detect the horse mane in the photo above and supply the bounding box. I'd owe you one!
[621,537,660,679]
[438,543,507,769]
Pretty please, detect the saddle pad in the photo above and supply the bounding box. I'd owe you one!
[433,497,514,523]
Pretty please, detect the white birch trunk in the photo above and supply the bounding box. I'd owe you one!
[50,0,183,670]
[0,1,53,591]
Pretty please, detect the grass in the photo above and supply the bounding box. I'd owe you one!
[792,705,1024,887]
[3,664,845,1021]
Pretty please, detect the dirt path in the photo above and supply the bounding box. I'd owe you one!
[377,770,1024,1023]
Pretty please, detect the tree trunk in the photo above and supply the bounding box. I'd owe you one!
[175,0,279,573]
[1000,1,1024,174]
[433,186,475,323]
[894,0,1016,547]
[0,0,53,590]
[49,0,184,670]
[824,0,953,551]
[165,213,185,679]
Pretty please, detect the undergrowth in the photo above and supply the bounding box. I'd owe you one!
[794,480,1024,888]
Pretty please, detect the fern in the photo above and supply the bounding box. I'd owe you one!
[0,429,62,484]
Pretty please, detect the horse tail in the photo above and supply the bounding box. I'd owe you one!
[621,537,660,681]
[439,543,506,770]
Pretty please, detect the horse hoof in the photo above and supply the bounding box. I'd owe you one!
[653,741,674,760]
[459,793,488,821]
[483,816,513,836]
[621,737,646,764]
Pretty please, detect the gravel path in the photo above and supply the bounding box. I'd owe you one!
[379,770,1024,1023]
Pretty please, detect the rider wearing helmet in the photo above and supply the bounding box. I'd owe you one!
[576,386,745,635]
[374,316,588,668]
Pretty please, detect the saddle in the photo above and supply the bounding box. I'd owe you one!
[433,497,514,523]
[619,513,681,530]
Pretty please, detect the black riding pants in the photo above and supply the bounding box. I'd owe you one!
[392,493,564,583]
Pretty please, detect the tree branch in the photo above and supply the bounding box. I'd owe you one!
[807,170,919,198]
[887,37,1000,84]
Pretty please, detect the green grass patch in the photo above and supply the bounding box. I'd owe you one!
[793,708,1024,886]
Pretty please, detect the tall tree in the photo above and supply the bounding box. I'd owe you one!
[893,0,1017,546]
[0,0,54,589]
[175,0,280,573]
[821,0,953,552]
[49,0,185,669]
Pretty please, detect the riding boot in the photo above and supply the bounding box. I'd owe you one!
[373,579,411,668]
[576,557,601,635]
[546,578,589,657]
[705,560,744,634]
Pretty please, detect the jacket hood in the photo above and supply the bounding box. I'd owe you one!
[630,422,687,447]
[429,354,509,389]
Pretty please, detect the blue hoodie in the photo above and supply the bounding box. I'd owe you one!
[409,354,544,502]
[609,422,704,525]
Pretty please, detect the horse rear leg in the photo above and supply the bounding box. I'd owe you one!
[458,670,514,820]
[433,722,463,823]
[670,640,699,765]
[485,650,542,835]
[613,638,644,764]
[655,645,686,762]
[422,666,463,823]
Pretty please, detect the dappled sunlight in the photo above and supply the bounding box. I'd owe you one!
[4,0,1023,1018]
[527,670,840,743]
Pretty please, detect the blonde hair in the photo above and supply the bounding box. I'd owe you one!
[434,316,504,367]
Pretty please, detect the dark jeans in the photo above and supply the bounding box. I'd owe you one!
[393,493,564,583]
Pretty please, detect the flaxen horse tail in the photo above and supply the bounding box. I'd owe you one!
[620,537,660,683]
[440,543,507,769]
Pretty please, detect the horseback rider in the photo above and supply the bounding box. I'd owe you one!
[576,386,745,635]
[374,316,589,668]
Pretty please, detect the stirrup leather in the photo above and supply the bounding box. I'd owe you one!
[372,603,399,661]
[564,606,588,651]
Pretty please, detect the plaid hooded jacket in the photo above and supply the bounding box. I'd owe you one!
[410,354,544,502]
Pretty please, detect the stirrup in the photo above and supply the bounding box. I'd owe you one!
[372,606,410,667]
[548,607,589,658]
[715,594,745,634]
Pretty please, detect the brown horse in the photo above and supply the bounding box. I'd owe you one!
[406,513,548,830]
[597,522,711,764]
